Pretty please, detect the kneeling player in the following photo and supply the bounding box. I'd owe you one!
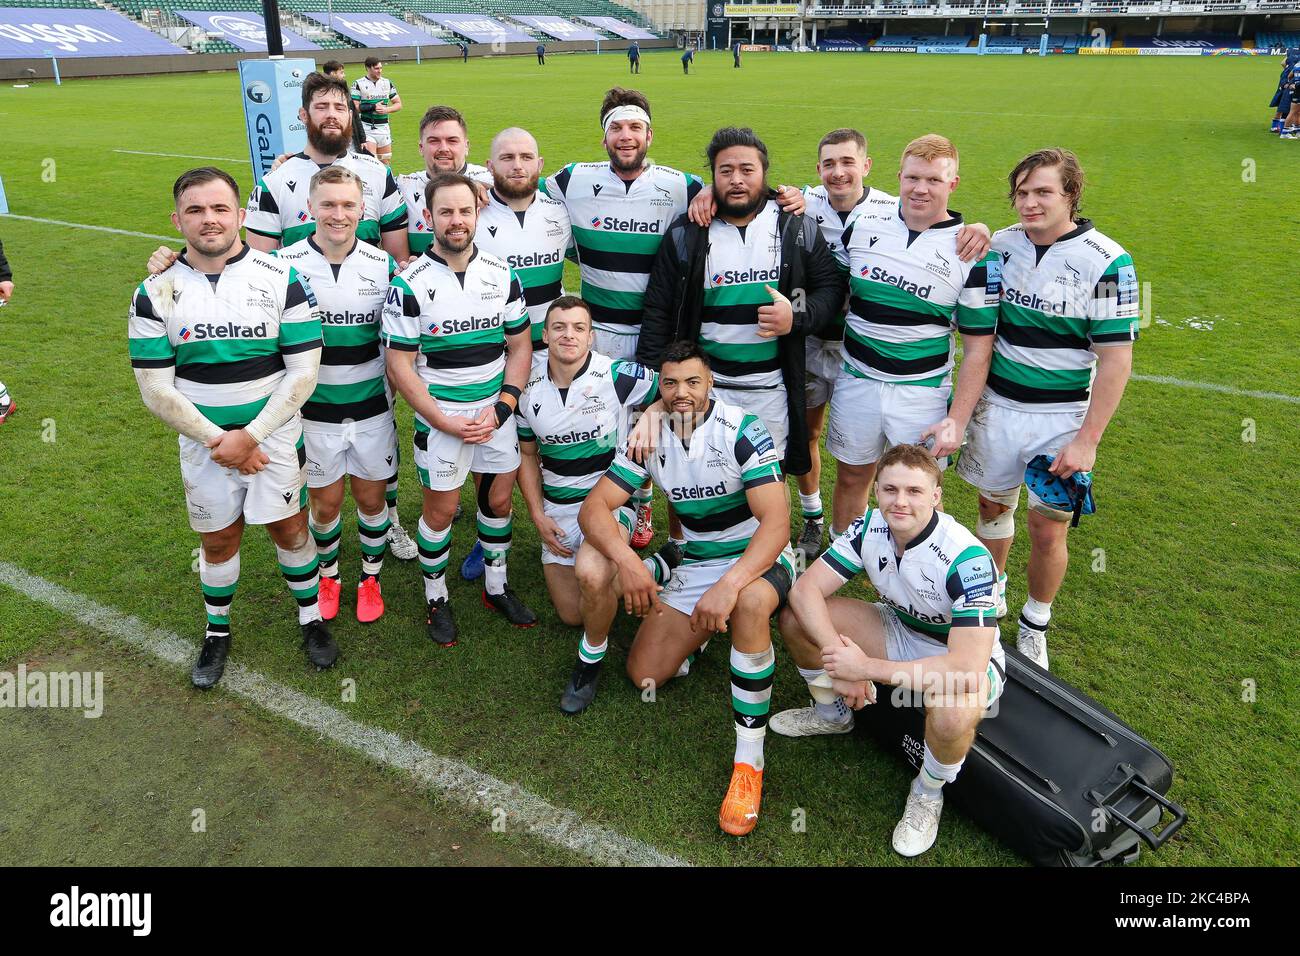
[130,167,336,689]
[278,167,398,623]
[579,342,795,836]
[774,443,1003,857]
[514,298,677,715]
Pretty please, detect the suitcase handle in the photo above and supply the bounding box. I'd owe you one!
[1088,765,1187,851]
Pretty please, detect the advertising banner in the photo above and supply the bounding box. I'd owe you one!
[302,12,444,47]
[176,11,319,52]
[723,3,800,15]
[239,58,313,183]
[512,15,601,41]
[424,14,534,45]
[577,17,657,41]
[0,7,185,57]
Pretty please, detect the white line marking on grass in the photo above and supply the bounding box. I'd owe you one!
[0,213,173,242]
[113,149,245,162]
[1130,374,1300,405]
[0,562,686,868]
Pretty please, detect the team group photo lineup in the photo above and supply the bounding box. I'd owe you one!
[123,57,1142,860]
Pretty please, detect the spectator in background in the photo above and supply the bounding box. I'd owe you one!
[734,40,742,68]
[461,41,469,63]
[681,44,694,74]
[537,41,546,66]
[323,60,377,158]
[628,41,640,74]
[0,238,12,424]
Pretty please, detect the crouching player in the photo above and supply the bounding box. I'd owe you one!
[579,342,796,836]
[278,166,398,623]
[513,297,678,715]
[774,443,1003,857]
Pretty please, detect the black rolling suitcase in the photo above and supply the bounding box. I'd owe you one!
[856,645,1187,866]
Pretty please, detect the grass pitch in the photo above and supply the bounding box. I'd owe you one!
[0,50,1296,866]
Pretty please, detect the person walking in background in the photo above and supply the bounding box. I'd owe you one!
[734,41,742,68]
[681,45,695,74]
[628,41,640,74]
[537,42,546,66]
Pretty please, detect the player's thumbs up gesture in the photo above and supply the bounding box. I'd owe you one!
[757,285,793,338]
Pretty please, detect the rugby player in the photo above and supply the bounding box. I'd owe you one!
[542,89,805,548]
[540,88,702,547]
[398,106,494,258]
[579,342,795,836]
[383,172,536,645]
[513,298,677,714]
[774,443,1003,857]
[687,128,990,562]
[129,167,335,689]
[826,134,999,555]
[245,73,408,259]
[636,126,846,480]
[277,166,398,624]
[478,128,573,358]
[351,57,402,165]
[455,128,575,582]
[954,148,1138,669]
[144,88,418,565]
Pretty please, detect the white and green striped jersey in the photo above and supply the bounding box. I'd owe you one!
[476,189,573,352]
[702,199,782,389]
[805,184,894,342]
[820,508,1001,649]
[987,220,1139,414]
[128,246,322,430]
[245,151,408,249]
[276,237,395,432]
[541,161,703,334]
[605,399,782,566]
[841,208,1000,388]
[381,246,530,431]
[351,75,397,127]
[516,352,658,508]
[397,164,493,255]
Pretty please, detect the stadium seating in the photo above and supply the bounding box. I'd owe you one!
[1257,32,1300,50]
[0,0,101,6]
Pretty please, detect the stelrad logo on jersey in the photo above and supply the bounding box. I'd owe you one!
[861,264,933,299]
[321,309,380,326]
[509,250,562,269]
[183,321,270,340]
[1003,285,1071,315]
[669,480,729,502]
[428,314,503,335]
[590,216,661,233]
[542,426,613,448]
[711,267,780,285]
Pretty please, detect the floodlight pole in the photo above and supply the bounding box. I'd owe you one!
[263,0,285,58]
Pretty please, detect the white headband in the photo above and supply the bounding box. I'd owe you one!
[601,105,651,133]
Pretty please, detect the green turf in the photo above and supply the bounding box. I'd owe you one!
[0,50,1296,866]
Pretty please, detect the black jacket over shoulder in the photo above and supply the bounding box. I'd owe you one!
[635,200,847,476]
